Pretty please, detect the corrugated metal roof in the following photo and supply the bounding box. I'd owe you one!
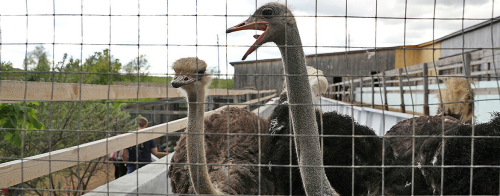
[435,16,500,42]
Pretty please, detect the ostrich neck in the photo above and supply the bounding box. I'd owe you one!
[186,90,218,195]
[276,26,338,196]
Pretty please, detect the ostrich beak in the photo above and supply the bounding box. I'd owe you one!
[226,21,269,60]
[171,75,196,88]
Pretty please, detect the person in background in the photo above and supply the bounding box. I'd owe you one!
[122,117,158,174]
[110,134,127,179]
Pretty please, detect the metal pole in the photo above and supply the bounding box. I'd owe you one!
[423,63,429,116]
[382,72,389,111]
[398,69,406,113]
[359,71,363,107]
[464,52,471,77]
[371,75,375,108]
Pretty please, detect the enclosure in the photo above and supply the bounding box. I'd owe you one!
[1,0,500,195]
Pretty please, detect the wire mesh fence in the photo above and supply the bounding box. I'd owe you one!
[0,0,499,195]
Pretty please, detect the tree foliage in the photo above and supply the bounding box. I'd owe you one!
[0,103,44,147]
[24,46,51,82]
[83,49,122,85]
[0,46,138,195]
[122,54,151,82]
[1,61,14,71]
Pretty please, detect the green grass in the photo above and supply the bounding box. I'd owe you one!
[145,76,172,84]
[144,76,234,89]
[209,78,234,89]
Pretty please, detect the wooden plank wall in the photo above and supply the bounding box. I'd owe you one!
[232,49,396,90]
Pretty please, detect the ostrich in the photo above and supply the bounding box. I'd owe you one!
[381,78,490,195]
[262,65,386,195]
[384,78,500,195]
[167,57,274,195]
[417,112,500,195]
[226,3,487,194]
[226,3,339,195]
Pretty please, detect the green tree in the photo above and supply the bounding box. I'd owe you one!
[53,53,82,84]
[1,61,14,71]
[0,102,44,147]
[1,61,15,80]
[24,46,51,82]
[83,49,122,85]
[0,101,135,195]
[122,54,151,82]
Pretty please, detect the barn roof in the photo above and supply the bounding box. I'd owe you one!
[435,16,500,42]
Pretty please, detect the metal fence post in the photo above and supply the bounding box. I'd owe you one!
[246,93,250,110]
[359,71,363,107]
[423,63,429,116]
[371,76,375,108]
[382,72,389,111]
[343,79,346,102]
[464,52,471,77]
[398,69,406,113]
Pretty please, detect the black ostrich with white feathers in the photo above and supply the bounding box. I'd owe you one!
[417,112,500,195]
[264,92,386,195]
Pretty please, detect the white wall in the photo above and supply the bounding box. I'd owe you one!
[354,80,500,123]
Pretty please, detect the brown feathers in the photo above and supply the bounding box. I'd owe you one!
[437,78,475,122]
[168,106,275,195]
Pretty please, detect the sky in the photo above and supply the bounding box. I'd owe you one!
[0,0,499,78]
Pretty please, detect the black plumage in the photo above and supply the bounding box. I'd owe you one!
[417,112,500,195]
[263,102,386,195]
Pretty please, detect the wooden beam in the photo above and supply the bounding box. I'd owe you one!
[0,81,276,103]
[0,94,276,188]
[331,88,496,96]
[122,109,188,115]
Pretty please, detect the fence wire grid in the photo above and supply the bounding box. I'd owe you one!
[0,0,500,196]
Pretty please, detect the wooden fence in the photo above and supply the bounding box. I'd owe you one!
[0,80,276,103]
[325,49,500,115]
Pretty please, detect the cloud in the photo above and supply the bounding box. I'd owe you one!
[1,0,499,78]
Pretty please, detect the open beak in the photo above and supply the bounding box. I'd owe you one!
[171,75,196,88]
[226,21,269,60]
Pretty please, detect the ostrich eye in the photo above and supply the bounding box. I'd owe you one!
[197,69,205,74]
[261,7,274,18]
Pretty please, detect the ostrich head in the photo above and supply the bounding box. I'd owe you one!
[171,57,211,92]
[226,2,297,60]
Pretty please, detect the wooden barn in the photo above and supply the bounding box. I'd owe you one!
[230,48,397,91]
[230,16,500,90]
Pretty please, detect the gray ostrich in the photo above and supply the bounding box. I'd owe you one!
[226,3,338,196]
[168,57,274,195]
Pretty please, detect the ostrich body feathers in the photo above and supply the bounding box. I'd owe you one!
[168,106,274,195]
[264,103,384,195]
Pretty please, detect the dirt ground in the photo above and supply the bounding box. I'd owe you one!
[84,164,116,191]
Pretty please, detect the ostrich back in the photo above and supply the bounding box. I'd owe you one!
[381,115,462,195]
[168,106,274,195]
[263,104,385,195]
[417,113,500,195]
